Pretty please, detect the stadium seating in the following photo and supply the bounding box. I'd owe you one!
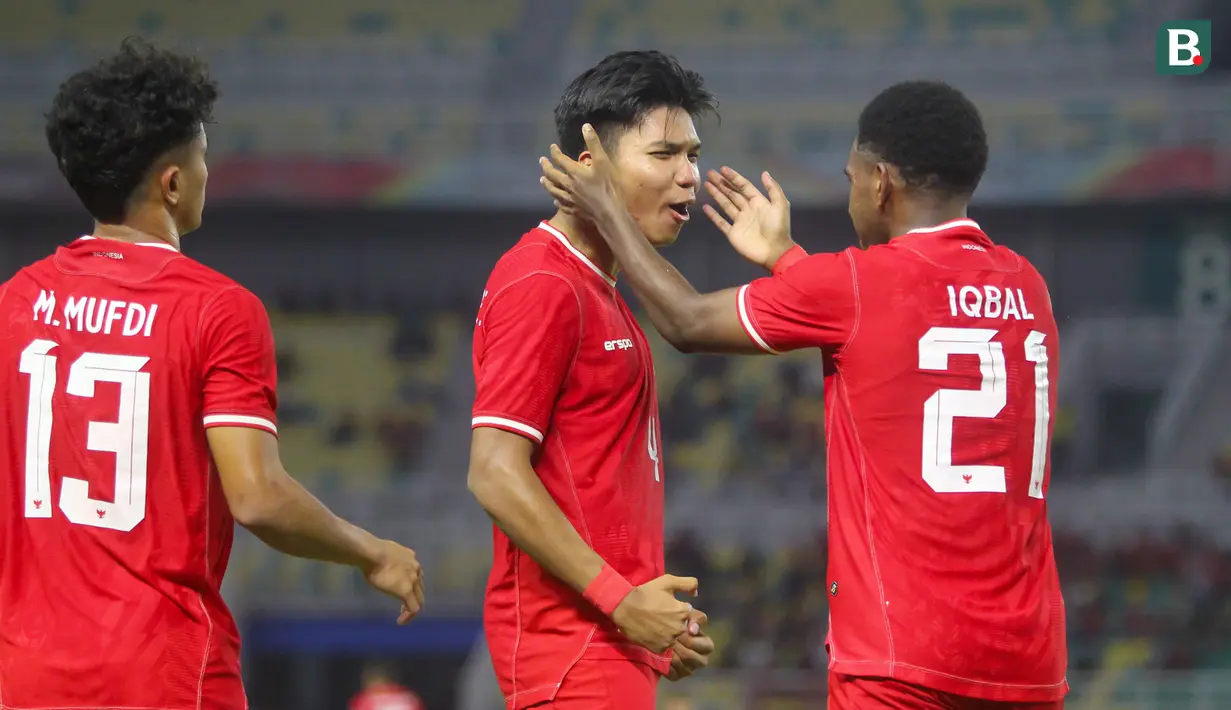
[645,319,825,491]
[209,103,489,159]
[268,307,461,487]
[0,0,522,49]
[0,0,1173,203]
[572,0,902,50]
[0,0,1145,50]
[568,0,1148,52]
[228,305,465,598]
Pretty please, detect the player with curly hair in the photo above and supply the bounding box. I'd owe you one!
[0,39,425,709]
[542,80,1068,710]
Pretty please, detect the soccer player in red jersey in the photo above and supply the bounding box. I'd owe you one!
[540,80,1068,709]
[467,51,717,710]
[0,40,424,710]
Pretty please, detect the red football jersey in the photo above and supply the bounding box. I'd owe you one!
[739,220,1067,702]
[0,237,278,710]
[471,222,668,710]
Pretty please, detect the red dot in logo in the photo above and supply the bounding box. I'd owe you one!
[1194,54,1204,65]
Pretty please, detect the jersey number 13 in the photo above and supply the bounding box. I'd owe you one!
[19,339,150,532]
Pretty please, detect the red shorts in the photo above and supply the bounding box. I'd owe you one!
[530,659,658,709]
[828,673,1065,710]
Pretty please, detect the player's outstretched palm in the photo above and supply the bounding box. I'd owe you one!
[703,166,796,271]
[539,123,623,224]
[364,539,426,625]
[611,574,705,654]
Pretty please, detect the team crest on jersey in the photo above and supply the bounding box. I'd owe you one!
[830,581,838,596]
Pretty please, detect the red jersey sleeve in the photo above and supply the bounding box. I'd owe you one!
[198,286,278,435]
[472,273,581,444]
[737,249,860,353]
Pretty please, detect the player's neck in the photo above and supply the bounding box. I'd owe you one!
[547,212,618,277]
[92,220,182,252]
[892,201,969,238]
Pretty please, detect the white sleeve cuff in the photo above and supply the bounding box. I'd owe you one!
[471,415,545,443]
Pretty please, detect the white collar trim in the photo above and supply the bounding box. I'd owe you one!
[538,221,617,287]
[904,218,981,235]
[78,235,179,252]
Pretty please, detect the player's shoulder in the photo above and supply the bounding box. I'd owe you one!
[484,222,584,299]
[3,252,57,288]
[163,250,244,293]
[997,245,1046,284]
[778,247,860,284]
[0,253,69,311]
[154,253,265,309]
[0,266,26,300]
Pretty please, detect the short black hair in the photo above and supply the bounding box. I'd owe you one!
[45,38,218,224]
[554,50,717,159]
[855,80,987,197]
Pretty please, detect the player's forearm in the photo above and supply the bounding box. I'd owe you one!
[468,461,607,595]
[592,205,705,347]
[237,474,384,572]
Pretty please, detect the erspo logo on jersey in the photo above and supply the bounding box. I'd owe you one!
[1156,20,1212,75]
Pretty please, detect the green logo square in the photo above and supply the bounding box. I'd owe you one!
[1156,20,1212,75]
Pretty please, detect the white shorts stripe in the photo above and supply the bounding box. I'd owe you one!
[472,416,545,443]
[737,284,778,354]
[203,414,278,434]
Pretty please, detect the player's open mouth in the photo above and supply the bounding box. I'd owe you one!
[668,203,690,222]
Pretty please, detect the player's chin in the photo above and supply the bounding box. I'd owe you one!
[647,217,684,247]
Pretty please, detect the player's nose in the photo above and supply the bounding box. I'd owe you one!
[677,163,699,189]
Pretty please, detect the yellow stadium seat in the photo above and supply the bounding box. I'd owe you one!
[263,309,461,480]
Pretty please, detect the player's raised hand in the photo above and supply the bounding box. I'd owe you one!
[539,123,622,224]
[703,166,797,271]
[611,574,703,653]
[666,611,715,681]
[364,539,425,625]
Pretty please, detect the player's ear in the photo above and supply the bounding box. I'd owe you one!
[577,150,594,166]
[160,164,182,208]
[873,162,892,211]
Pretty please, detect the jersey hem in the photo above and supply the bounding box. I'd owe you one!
[829,659,1068,703]
[498,644,671,710]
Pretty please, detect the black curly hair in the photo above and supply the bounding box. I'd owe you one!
[855,80,988,198]
[554,50,717,159]
[45,38,218,224]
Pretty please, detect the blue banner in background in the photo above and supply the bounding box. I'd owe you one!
[244,615,482,654]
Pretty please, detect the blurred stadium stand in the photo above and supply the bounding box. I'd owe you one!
[1,0,1229,708]
[0,0,1226,204]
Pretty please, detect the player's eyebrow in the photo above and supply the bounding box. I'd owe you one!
[648,139,702,153]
